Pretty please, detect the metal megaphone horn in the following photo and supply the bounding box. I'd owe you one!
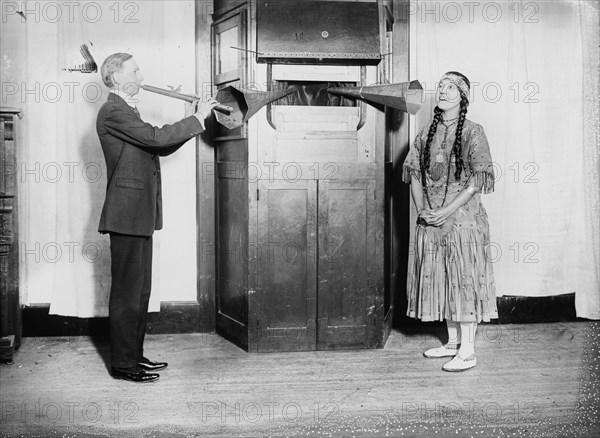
[327,80,423,114]
[213,85,295,130]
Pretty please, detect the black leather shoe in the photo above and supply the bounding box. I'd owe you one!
[111,367,159,383]
[138,357,168,371]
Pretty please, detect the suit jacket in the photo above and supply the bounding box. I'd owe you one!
[97,92,203,236]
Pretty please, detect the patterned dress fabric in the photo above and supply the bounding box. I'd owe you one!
[402,118,498,322]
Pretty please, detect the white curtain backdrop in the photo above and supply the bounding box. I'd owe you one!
[577,0,600,320]
[11,1,598,319]
[13,1,198,317]
[409,0,599,318]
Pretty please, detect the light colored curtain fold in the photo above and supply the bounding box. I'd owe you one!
[410,0,599,318]
[12,1,198,317]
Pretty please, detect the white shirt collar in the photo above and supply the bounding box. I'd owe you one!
[110,89,138,108]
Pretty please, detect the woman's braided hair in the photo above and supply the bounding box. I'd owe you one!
[420,71,470,186]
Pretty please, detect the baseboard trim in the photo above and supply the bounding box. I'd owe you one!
[22,301,206,338]
[21,294,578,338]
[496,293,577,324]
[146,301,201,334]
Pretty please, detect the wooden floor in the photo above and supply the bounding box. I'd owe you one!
[1,322,598,438]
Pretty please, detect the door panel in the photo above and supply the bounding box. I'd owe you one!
[318,180,376,349]
[256,180,317,352]
[215,173,249,349]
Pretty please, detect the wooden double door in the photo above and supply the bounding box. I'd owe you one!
[255,178,381,351]
[216,173,385,352]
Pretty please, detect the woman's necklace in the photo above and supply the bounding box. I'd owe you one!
[441,116,458,124]
[424,117,458,210]
[424,154,452,209]
[429,119,457,181]
[439,118,458,149]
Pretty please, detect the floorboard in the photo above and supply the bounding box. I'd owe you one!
[0,322,598,437]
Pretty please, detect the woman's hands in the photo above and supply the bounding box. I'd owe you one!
[417,185,478,227]
[418,206,453,227]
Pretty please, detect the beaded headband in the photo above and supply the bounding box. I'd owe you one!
[440,73,470,102]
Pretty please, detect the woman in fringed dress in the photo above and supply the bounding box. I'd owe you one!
[402,71,497,371]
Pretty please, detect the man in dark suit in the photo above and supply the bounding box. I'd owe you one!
[97,53,217,383]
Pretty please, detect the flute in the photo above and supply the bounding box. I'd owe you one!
[140,84,232,114]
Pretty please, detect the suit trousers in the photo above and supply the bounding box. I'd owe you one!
[108,233,153,368]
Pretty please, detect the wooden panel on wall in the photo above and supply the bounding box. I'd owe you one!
[0,109,22,362]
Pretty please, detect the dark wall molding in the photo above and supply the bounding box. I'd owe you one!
[22,301,202,338]
[21,294,579,338]
[495,293,577,324]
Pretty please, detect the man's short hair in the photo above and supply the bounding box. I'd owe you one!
[100,53,133,88]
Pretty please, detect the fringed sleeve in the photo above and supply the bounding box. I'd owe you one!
[466,124,495,194]
[402,130,424,184]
